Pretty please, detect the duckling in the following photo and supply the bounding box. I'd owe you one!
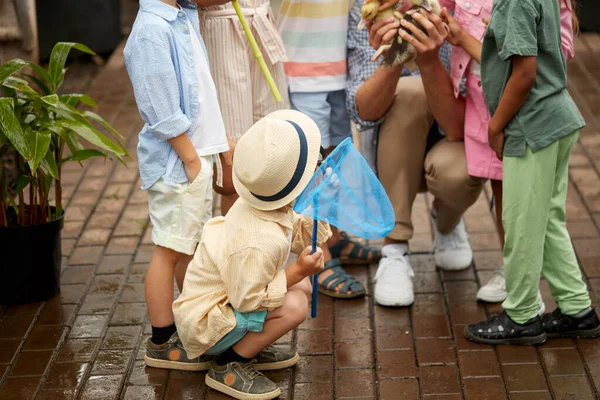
[360,0,442,69]
[357,0,404,31]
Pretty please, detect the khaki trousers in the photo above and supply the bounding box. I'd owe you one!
[377,76,484,241]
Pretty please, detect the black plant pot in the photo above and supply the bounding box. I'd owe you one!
[578,0,600,32]
[0,207,64,305]
[36,0,122,61]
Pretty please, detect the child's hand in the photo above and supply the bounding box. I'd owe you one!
[482,16,489,28]
[297,246,325,277]
[488,128,504,161]
[441,8,465,46]
[185,157,202,183]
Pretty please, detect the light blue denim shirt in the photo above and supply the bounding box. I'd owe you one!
[124,0,214,190]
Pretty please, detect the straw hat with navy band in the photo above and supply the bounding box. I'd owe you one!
[232,110,322,211]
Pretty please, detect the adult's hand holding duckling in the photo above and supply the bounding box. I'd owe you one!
[368,17,401,54]
[398,8,449,66]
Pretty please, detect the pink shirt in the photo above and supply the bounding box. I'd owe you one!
[440,0,575,180]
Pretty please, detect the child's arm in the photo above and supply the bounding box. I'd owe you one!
[125,31,201,181]
[488,55,537,157]
[441,8,482,63]
[220,246,323,312]
[486,0,539,158]
[169,135,201,182]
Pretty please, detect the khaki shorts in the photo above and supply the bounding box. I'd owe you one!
[148,156,213,255]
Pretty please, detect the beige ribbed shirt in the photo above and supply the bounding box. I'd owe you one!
[173,199,331,358]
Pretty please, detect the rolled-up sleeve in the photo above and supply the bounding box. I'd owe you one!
[124,33,192,141]
[219,247,287,312]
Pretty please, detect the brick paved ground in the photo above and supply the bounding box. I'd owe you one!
[2,20,600,400]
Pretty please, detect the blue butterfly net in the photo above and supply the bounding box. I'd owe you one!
[293,138,395,240]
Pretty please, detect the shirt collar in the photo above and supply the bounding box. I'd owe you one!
[250,203,294,230]
[140,0,197,21]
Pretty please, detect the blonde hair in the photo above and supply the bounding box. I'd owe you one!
[563,0,580,35]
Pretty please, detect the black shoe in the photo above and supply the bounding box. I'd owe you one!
[541,308,600,338]
[464,312,547,345]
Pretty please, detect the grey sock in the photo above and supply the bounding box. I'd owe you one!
[572,307,593,318]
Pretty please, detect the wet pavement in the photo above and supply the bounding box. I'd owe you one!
[1,17,600,400]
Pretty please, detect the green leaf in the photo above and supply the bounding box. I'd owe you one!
[48,43,95,90]
[28,63,53,90]
[14,175,30,193]
[23,128,51,172]
[0,98,28,158]
[83,110,124,140]
[65,131,84,153]
[58,120,126,156]
[40,94,59,107]
[41,150,59,179]
[23,74,51,95]
[2,76,38,95]
[61,94,97,108]
[61,149,106,163]
[0,59,28,84]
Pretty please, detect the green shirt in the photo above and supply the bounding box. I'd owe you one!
[481,0,585,157]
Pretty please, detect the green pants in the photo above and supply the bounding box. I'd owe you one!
[502,130,591,323]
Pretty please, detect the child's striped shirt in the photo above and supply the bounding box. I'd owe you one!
[278,0,353,93]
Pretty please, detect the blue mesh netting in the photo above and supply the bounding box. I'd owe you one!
[293,138,395,240]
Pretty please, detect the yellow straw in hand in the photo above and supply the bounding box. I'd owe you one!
[232,0,283,102]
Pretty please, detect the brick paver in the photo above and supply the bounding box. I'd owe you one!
[2,14,600,400]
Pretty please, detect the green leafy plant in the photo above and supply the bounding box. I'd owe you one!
[0,42,128,227]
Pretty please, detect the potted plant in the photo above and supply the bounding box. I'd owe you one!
[0,42,128,305]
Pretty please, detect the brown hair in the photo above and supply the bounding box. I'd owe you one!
[564,0,580,35]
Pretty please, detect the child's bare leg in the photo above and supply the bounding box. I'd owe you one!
[233,290,309,358]
[292,277,312,300]
[175,254,194,292]
[146,245,182,334]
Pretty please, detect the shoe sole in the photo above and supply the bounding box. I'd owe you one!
[375,295,414,307]
[476,294,508,303]
[144,355,211,371]
[318,287,366,299]
[464,328,547,346]
[205,375,281,400]
[254,353,300,371]
[437,264,472,272]
[547,325,600,339]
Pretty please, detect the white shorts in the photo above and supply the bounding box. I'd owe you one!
[148,155,213,255]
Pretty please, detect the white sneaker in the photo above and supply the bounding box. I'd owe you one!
[374,252,415,307]
[477,268,546,316]
[432,216,473,271]
[477,269,507,303]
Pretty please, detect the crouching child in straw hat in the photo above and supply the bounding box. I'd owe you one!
[173,109,331,399]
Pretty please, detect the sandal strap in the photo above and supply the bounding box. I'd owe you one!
[328,234,351,259]
[319,262,365,293]
[344,235,381,261]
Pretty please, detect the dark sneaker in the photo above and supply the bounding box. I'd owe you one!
[542,308,600,338]
[206,361,281,400]
[144,333,213,371]
[465,312,547,345]
[253,345,300,371]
